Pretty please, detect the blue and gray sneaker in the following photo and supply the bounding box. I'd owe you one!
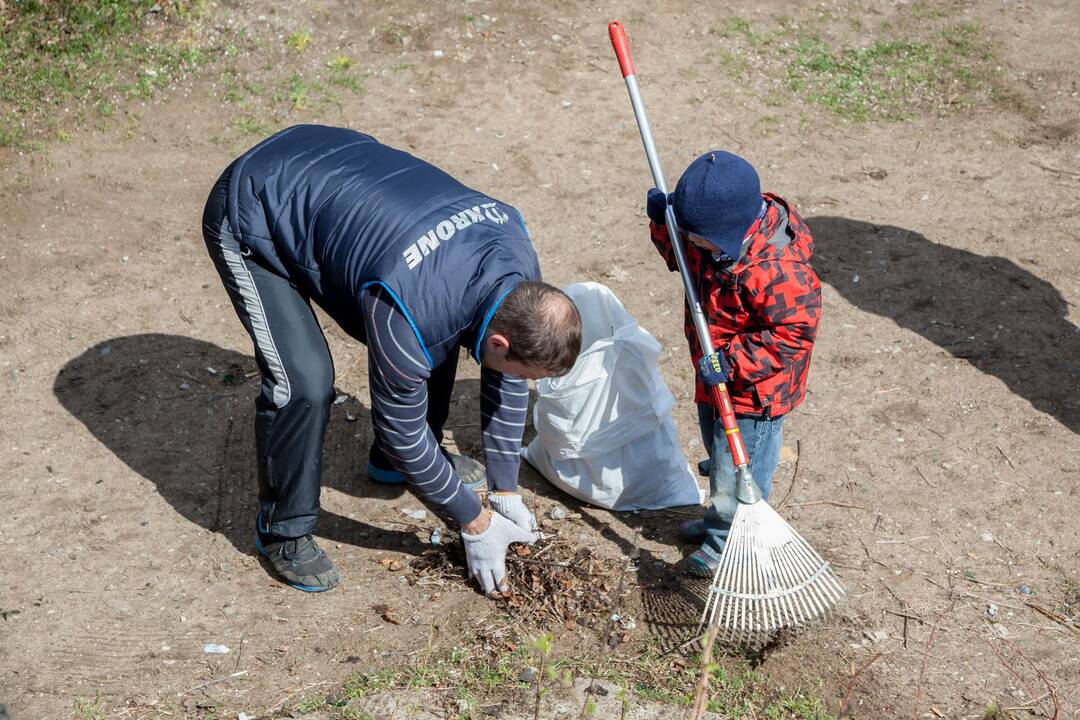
[683,548,720,578]
[255,522,340,592]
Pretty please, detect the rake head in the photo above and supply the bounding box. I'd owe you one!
[700,499,846,647]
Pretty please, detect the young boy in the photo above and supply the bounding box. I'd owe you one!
[646,150,821,576]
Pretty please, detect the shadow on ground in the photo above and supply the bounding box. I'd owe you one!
[809,216,1079,434]
[52,333,489,558]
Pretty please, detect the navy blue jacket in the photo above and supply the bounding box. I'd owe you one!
[225,124,541,367]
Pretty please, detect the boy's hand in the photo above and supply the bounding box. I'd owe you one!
[697,350,732,387]
[646,188,670,225]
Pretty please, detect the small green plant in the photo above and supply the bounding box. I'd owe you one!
[287,30,313,52]
[72,695,105,720]
[532,632,554,720]
[231,116,269,136]
[295,694,326,713]
[326,54,352,70]
[381,23,409,44]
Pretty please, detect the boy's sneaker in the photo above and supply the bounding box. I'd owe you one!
[676,519,709,543]
[683,548,720,578]
[256,528,340,592]
[697,458,711,477]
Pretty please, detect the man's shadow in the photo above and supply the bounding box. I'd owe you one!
[52,334,485,557]
[808,216,1079,434]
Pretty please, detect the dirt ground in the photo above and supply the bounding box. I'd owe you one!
[1,1,1078,718]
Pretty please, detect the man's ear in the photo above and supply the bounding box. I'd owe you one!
[485,333,511,351]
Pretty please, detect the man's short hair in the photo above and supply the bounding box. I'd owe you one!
[487,281,581,375]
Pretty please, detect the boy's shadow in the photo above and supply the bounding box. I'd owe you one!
[52,334,485,556]
[808,216,1079,434]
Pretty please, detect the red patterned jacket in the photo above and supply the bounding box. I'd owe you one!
[650,193,821,417]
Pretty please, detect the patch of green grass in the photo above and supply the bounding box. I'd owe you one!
[0,0,213,147]
[287,30,312,53]
[782,21,996,121]
[72,695,105,720]
[333,637,833,718]
[295,694,327,713]
[765,686,834,719]
[705,9,998,122]
[708,47,752,80]
[231,115,270,136]
[326,54,352,70]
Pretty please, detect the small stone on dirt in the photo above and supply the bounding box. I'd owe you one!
[547,506,567,521]
[863,629,889,643]
[519,666,538,683]
[108,599,132,614]
[333,394,348,405]
[980,532,994,542]
[987,603,998,617]
[400,508,427,520]
[203,643,230,654]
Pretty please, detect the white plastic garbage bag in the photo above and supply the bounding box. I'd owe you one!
[522,282,702,511]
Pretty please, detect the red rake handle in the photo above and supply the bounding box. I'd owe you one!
[609,21,635,78]
[607,20,751,472]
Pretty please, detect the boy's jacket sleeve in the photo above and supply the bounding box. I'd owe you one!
[649,221,680,273]
[726,259,821,383]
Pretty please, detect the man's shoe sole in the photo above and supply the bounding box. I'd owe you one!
[367,462,407,485]
[255,533,338,593]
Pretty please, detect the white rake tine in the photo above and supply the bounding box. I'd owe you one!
[734,511,751,640]
[739,509,757,640]
[753,518,776,634]
[787,539,827,620]
[711,515,741,621]
[786,532,836,617]
[707,536,733,630]
[777,535,816,624]
[790,544,837,621]
[723,513,744,640]
[775,537,804,628]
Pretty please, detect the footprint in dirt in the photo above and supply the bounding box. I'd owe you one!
[809,216,1079,434]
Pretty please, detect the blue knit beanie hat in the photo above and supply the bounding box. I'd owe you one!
[672,151,762,260]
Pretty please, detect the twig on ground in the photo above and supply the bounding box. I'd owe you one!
[1031,160,1080,178]
[776,439,802,509]
[1025,602,1080,638]
[915,466,936,488]
[910,600,954,720]
[838,653,883,718]
[787,500,865,510]
[183,670,249,694]
[876,536,930,545]
[882,609,952,632]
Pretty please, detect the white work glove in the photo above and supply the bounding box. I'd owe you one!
[488,492,539,532]
[461,511,539,595]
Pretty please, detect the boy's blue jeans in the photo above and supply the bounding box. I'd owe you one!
[696,403,785,560]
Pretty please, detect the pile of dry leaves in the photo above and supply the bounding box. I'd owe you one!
[409,534,635,631]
